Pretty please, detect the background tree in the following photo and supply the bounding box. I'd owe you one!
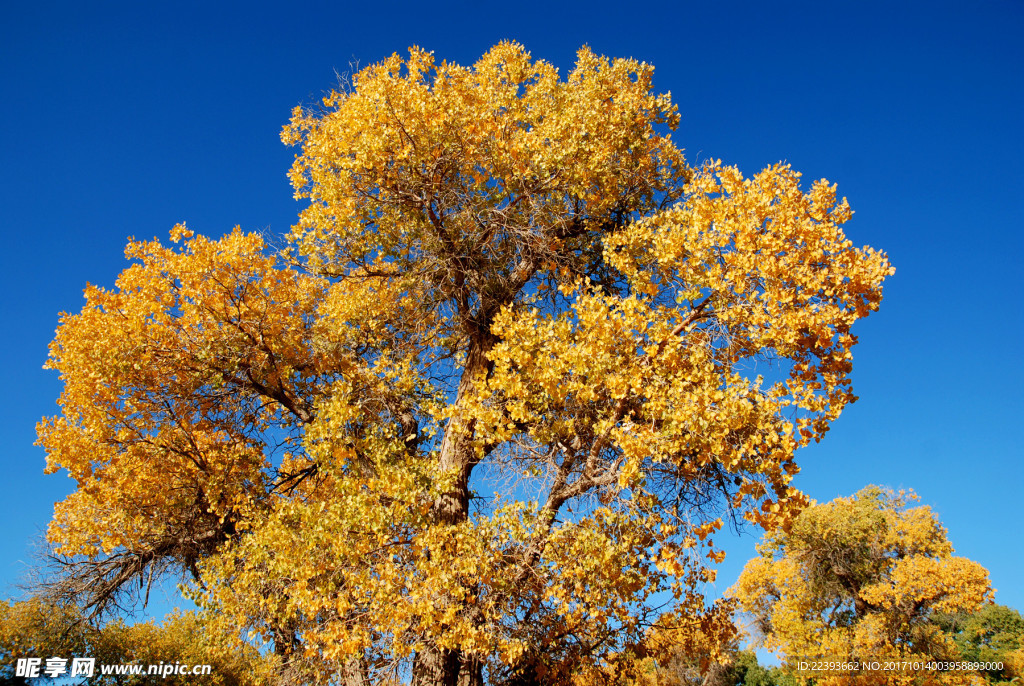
[732,486,993,685]
[724,653,797,686]
[0,596,86,685]
[934,604,1024,683]
[0,596,271,685]
[631,645,796,686]
[632,607,794,686]
[39,43,892,685]
[631,607,739,686]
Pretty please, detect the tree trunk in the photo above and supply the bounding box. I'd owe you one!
[412,646,462,686]
[412,338,493,686]
[342,656,370,686]
[432,340,492,523]
[458,654,484,686]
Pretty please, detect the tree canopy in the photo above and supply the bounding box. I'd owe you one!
[0,596,270,685]
[38,43,893,686]
[731,486,994,686]
[934,604,1024,683]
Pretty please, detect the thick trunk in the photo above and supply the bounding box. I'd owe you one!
[342,656,370,686]
[412,645,484,686]
[412,338,493,686]
[271,623,302,685]
[458,654,484,686]
[432,340,492,522]
[412,646,462,686]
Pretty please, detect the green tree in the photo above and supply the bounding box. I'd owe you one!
[934,604,1024,683]
[632,645,796,686]
[728,652,797,686]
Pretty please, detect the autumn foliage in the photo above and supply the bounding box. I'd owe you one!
[731,487,995,686]
[39,43,892,685]
[0,597,271,685]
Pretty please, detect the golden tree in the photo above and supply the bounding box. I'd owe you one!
[39,43,892,686]
[0,596,271,685]
[731,487,994,686]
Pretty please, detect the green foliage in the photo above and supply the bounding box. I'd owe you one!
[934,604,1024,683]
[635,645,795,686]
[729,652,797,686]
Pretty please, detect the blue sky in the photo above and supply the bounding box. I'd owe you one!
[2,0,1021,635]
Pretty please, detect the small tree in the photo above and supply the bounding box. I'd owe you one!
[934,604,1024,683]
[39,43,892,685]
[0,596,271,685]
[732,486,993,685]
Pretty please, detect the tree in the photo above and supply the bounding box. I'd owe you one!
[934,604,1024,683]
[38,43,893,686]
[0,596,271,685]
[631,608,740,686]
[632,643,796,686]
[731,486,993,686]
[0,596,86,685]
[725,652,797,686]
[632,608,794,686]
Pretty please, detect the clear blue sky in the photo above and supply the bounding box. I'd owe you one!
[2,0,1021,627]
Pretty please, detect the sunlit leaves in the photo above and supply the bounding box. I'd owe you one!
[40,42,892,685]
[731,487,994,686]
[0,597,272,686]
